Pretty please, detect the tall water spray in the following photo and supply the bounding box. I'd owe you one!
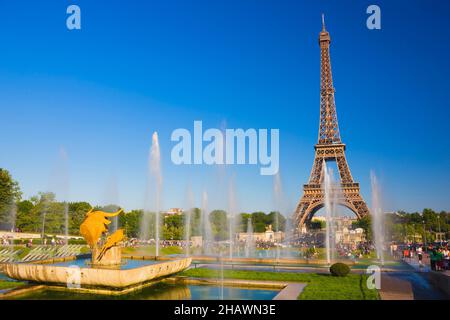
[63,202,69,244]
[104,175,120,232]
[370,171,385,265]
[184,186,195,257]
[245,217,255,258]
[322,161,339,265]
[273,172,283,260]
[228,177,237,260]
[49,147,70,244]
[9,202,17,233]
[150,132,162,256]
[141,132,163,255]
[201,191,213,255]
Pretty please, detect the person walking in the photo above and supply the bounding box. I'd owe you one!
[436,248,444,271]
[442,247,449,270]
[429,249,437,271]
[417,246,423,266]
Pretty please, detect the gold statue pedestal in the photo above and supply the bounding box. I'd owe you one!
[91,246,122,267]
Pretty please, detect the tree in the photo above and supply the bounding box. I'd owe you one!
[163,214,184,240]
[68,202,92,235]
[119,209,142,238]
[189,208,202,236]
[210,210,228,241]
[309,220,324,230]
[15,200,36,232]
[251,211,268,232]
[0,169,21,225]
[237,213,251,232]
[352,215,372,240]
[24,192,66,235]
[267,211,286,231]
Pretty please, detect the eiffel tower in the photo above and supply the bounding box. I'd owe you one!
[293,16,369,233]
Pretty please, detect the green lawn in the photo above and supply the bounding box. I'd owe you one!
[122,245,183,256]
[180,268,379,300]
[0,280,25,290]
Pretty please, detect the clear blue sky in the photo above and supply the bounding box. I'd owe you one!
[0,0,449,215]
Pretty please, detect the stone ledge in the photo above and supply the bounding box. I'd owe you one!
[2,257,192,289]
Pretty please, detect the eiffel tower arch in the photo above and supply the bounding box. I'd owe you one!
[293,16,369,233]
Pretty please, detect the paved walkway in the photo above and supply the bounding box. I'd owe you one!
[273,283,306,300]
[380,258,447,300]
[379,274,414,300]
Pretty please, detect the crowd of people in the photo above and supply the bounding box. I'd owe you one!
[391,242,450,271]
[0,235,67,248]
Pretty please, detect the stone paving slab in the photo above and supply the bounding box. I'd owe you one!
[379,274,414,300]
[273,283,306,300]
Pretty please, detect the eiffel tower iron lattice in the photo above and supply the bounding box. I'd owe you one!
[293,16,369,233]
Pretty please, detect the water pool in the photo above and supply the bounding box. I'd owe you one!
[13,282,279,300]
[49,258,159,270]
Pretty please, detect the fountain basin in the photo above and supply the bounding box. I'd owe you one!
[1,257,191,289]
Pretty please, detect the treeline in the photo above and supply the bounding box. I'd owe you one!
[6,197,287,241]
[0,169,286,240]
[2,168,449,242]
[352,209,450,242]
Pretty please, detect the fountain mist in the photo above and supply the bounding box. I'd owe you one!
[150,132,162,256]
[184,186,195,257]
[9,202,17,233]
[273,172,284,260]
[322,161,341,265]
[370,171,385,265]
[104,175,120,232]
[141,132,163,256]
[245,217,255,258]
[201,191,213,255]
[49,147,70,244]
[228,176,238,260]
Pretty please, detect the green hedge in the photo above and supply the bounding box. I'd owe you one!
[330,263,350,277]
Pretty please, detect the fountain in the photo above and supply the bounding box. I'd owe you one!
[2,207,191,290]
[104,175,120,233]
[273,172,284,260]
[184,186,195,257]
[141,132,163,255]
[322,160,340,265]
[8,202,17,233]
[63,202,69,244]
[370,171,385,265]
[49,147,70,244]
[201,191,213,255]
[80,208,124,266]
[150,132,162,257]
[40,199,49,240]
[228,177,237,260]
[244,217,255,258]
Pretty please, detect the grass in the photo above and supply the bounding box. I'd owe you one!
[122,245,183,256]
[180,268,379,300]
[0,280,25,290]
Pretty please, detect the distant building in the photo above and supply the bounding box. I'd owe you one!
[335,227,365,245]
[163,208,183,216]
[190,236,203,247]
[311,216,365,245]
[236,225,284,243]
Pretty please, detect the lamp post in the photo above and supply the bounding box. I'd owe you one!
[422,220,427,247]
[438,218,442,245]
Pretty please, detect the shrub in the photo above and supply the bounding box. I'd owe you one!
[329,263,350,277]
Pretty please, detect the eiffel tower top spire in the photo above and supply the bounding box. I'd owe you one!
[317,15,341,145]
[321,13,326,31]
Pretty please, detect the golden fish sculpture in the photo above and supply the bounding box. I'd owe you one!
[80,208,125,264]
